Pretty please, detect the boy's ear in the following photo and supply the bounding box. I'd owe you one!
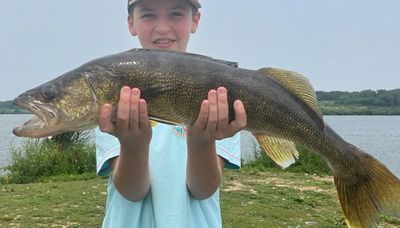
[191,11,201,33]
[127,15,137,36]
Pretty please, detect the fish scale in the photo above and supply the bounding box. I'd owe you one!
[13,48,400,227]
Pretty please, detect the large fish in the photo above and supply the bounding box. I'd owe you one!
[13,49,400,227]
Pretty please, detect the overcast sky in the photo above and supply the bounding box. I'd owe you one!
[1,0,399,101]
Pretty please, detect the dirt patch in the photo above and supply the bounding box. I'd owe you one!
[284,185,325,193]
[246,177,329,193]
[222,180,258,194]
[310,176,333,183]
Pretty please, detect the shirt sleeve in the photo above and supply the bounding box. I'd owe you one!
[216,132,241,169]
[95,127,120,177]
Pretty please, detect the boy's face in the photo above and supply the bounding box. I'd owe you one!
[128,0,200,52]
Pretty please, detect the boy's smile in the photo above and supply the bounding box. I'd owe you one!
[128,0,200,52]
[153,38,176,49]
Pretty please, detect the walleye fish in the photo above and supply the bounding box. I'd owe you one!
[13,49,400,227]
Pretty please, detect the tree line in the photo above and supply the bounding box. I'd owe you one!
[316,89,400,115]
[316,89,400,107]
[0,100,29,114]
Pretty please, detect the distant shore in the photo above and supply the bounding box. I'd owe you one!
[0,110,30,114]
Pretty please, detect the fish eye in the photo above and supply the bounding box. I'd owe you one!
[41,84,58,101]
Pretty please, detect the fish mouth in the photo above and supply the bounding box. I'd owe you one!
[12,98,60,138]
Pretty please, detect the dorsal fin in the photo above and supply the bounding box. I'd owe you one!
[211,58,238,67]
[258,67,323,120]
[126,48,238,67]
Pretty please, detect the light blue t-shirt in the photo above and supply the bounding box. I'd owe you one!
[96,123,241,228]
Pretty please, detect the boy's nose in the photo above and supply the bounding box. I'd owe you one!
[154,20,171,34]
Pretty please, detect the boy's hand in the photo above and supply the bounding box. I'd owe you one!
[99,86,152,151]
[187,87,247,144]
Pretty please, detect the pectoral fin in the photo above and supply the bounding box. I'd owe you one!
[149,120,158,127]
[254,134,299,168]
[149,116,181,126]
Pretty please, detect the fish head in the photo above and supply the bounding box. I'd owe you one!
[13,69,100,138]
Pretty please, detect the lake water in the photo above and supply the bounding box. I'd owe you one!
[0,114,34,172]
[1,114,399,178]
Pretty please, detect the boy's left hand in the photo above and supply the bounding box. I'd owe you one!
[187,87,247,143]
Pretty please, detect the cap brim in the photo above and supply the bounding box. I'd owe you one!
[128,0,201,12]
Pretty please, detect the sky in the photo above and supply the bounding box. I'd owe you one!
[0,0,399,101]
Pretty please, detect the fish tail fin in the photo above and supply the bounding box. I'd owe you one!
[333,146,400,227]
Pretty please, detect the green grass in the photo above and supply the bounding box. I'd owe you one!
[0,176,107,227]
[243,145,332,176]
[1,133,96,184]
[1,170,399,227]
[220,170,346,227]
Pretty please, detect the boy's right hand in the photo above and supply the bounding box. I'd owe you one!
[99,86,152,151]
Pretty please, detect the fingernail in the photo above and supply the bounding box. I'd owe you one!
[102,104,111,112]
[218,87,227,95]
[122,86,130,93]
[132,88,139,95]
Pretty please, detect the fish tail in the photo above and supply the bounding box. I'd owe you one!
[333,145,400,227]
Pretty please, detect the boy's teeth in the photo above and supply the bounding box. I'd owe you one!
[156,39,171,44]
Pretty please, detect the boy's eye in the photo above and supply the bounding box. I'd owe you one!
[141,13,154,19]
[171,12,184,17]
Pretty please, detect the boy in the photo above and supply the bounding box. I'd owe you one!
[96,0,247,227]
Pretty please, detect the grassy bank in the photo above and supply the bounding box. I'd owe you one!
[1,132,96,185]
[1,134,398,227]
[1,170,399,227]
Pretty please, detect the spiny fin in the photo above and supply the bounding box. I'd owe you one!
[212,58,238,67]
[149,120,157,128]
[258,67,323,120]
[334,147,400,227]
[127,48,238,67]
[254,134,299,168]
[149,116,181,126]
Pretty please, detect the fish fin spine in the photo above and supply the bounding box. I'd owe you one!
[253,134,299,168]
[258,67,323,120]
